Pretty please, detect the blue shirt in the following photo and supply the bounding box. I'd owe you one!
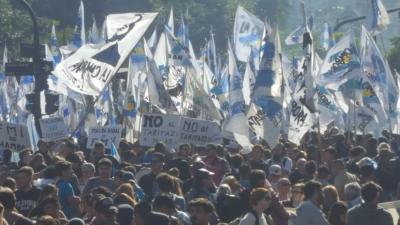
[57,180,75,218]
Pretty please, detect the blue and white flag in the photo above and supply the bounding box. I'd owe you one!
[360,26,390,115]
[88,17,101,44]
[285,25,303,46]
[317,33,361,91]
[223,40,250,144]
[321,22,335,51]
[209,29,218,76]
[71,0,85,48]
[50,24,61,64]
[366,0,390,35]
[110,142,121,162]
[148,28,158,51]
[176,14,189,48]
[53,12,158,96]
[243,60,255,106]
[154,32,168,79]
[233,6,263,62]
[95,84,112,126]
[167,7,174,34]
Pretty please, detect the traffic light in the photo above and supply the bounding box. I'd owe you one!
[45,91,59,115]
[25,93,35,114]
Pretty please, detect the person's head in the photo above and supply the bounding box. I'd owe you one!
[38,184,58,203]
[134,201,151,225]
[81,162,95,181]
[92,142,106,161]
[94,196,118,221]
[55,161,73,179]
[322,147,336,164]
[59,141,75,158]
[117,204,134,225]
[216,184,232,197]
[361,181,382,204]
[116,183,135,200]
[249,188,271,212]
[0,187,15,211]
[250,169,267,188]
[295,158,307,173]
[316,165,330,180]
[331,160,345,176]
[206,144,218,158]
[268,164,282,182]
[291,183,305,203]
[194,169,214,189]
[328,201,347,225]
[251,145,265,160]
[36,215,59,225]
[349,146,366,161]
[2,177,16,191]
[304,160,317,179]
[188,198,215,225]
[2,149,12,163]
[16,166,34,190]
[277,178,291,197]
[154,142,166,153]
[36,197,60,218]
[113,193,136,207]
[222,175,240,192]
[97,158,113,179]
[151,152,165,175]
[178,144,191,158]
[303,181,324,206]
[144,212,170,225]
[156,173,174,193]
[344,182,361,202]
[19,149,33,165]
[322,185,339,209]
[153,194,176,215]
[67,218,85,225]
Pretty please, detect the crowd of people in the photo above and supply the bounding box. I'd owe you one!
[1,129,400,225]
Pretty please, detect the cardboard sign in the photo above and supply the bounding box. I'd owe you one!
[139,113,222,148]
[87,126,122,149]
[0,122,31,151]
[39,117,68,141]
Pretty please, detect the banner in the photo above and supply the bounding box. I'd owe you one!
[0,122,31,151]
[87,126,122,149]
[139,113,222,148]
[53,12,158,96]
[233,6,263,62]
[39,117,68,141]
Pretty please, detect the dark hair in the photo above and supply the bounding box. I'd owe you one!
[239,164,251,177]
[361,182,382,202]
[2,149,12,163]
[3,177,16,191]
[144,212,170,225]
[98,158,112,167]
[317,165,330,179]
[156,173,173,192]
[18,166,34,177]
[154,142,166,152]
[19,149,33,160]
[36,215,60,225]
[230,154,243,168]
[0,188,16,210]
[134,201,151,218]
[249,188,270,206]
[91,186,112,198]
[94,141,105,149]
[304,160,317,176]
[350,146,366,157]
[152,152,165,162]
[55,161,72,176]
[153,194,175,210]
[303,181,322,200]
[250,170,266,188]
[188,198,215,213]
[323,147,337,158]
[328,201,347,225]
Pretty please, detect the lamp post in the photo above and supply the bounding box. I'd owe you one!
[14,0,43,137]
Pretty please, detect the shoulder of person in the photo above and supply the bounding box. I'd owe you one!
[239,212,257,223]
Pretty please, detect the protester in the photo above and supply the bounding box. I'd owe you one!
[15,167,41,216]
[238,188,271,225]
[346,182,393,225]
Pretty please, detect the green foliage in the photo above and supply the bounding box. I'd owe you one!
[388,37,400,73]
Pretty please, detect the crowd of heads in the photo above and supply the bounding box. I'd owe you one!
[0,129,399,225]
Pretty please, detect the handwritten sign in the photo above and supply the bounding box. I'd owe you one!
[40,117,68,141]
[0,122,31,151]
[139,114,222,148]
[87,126,122,149]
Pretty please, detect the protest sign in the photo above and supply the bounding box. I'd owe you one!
[379,200,400,225]
[0,122,31,151]
[87,126,122,149]
[39,117,68,141]
[139,113,222,148]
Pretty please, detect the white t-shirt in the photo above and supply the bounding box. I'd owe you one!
[239,212,268,225]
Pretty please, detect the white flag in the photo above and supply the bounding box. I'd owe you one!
[53,12,158,96]
[233,6,263,62]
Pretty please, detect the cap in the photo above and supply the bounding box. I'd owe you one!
[356,157,377,169]
[95,197,118,215]
[269,164,282,176]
